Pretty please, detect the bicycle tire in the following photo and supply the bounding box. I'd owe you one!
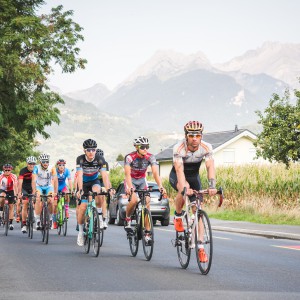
[129,210,139,257]
[195,209,213,275]
[84,222,90,254]
[62,206,67,236]
[176,214,191,269]
[92,207,101,257]
[99,223,104,247]
[41,205,50,244]
[57,208,62,235]
[142,208,154,261]
[4,204,9,236]
[28,204,34,239]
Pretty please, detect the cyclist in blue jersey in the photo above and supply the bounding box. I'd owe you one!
[75,139,112,246]
[56,159,73,218]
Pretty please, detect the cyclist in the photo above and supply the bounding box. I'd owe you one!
[76,139,112,246]
[169,120,217,263]
[124,136,165,243]
[56,159,73,218]
[18,156,37,233]
[96,148,111,229]
[0,164,18,230]
[32,153,58,230]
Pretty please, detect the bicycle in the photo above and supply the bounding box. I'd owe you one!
[172,187,224,274]
[39,194,52,244]
[0,195,17,236]
[56,192,71,236]
[24,194,36,239]
[82,191,109,257]
[126,187,163,261]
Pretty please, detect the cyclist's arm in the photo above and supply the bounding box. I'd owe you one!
[67,178,73,192]
[52,168,58,195]
[100,169,110,191]
[31,173,37,194]
[77,169,83,192]
[13,175,18,196]
[205,159,217,195]
[18,177,23,197]
[151,164,163,189]
[124,165,133,193]
[173,159,186,193]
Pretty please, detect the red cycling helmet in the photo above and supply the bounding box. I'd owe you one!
[57,159,66,165]
[184,121,204,134]
[3,163,13,170]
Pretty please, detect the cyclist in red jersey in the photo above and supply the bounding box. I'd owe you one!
[124,136,165,242]
[169,121,217,263]
[0,164,18,230]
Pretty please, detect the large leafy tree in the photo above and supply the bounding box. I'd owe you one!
[0,0,87,165]
[254,88,300,168]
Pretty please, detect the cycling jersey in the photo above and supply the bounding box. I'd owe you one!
[19,167,33,193]
[124,151,158,179]
[76,154,107,183]
[33,165,57,187]
[56,168,71,192]
[171,139,213,176]
[0,173,18,192]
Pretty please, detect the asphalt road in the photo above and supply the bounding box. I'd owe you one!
[1,210,300,300]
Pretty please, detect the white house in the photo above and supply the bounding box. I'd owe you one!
[155,126,267,179]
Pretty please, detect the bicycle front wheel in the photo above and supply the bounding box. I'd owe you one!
[92,208,101,257]
[195,210,213,275]
[62,206,67,236]
[84,217,90,254]
[28,204,34,239]
[176,214,191,269]
[141,208,154,261]
[41,205,50,244]
[56,209,62,235]
[129,212,139,257]
[4,204,9,236]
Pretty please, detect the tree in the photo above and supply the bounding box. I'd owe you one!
[116,153,124,161]
[0,0,87,165]
[254,89,300,168]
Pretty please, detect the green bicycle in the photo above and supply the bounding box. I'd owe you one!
[56,192,71,236]
[82,191,107,257]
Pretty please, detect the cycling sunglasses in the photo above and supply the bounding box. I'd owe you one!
[187,133,202,139]
[57,164,65,167]
[4,169,11,172]
[85,148,96,152]
[41,160,49,164]
[138,145,149,150]
[28,163,36,165]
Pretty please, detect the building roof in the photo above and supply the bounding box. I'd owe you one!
[155,127,257,161]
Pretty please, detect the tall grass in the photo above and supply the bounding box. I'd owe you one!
[161,163,300,224]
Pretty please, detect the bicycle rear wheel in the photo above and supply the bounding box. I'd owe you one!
[176,214,191,269]
[4,204,9,236]
[195,210,213,275]
[128,211,139,257]
[62,206,67,236]
[92,207,101,257]
[84,217,90,254]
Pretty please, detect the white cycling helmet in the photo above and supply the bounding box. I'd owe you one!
[39,153,50,161]
[26,156,37,164]
[133,136,149,146]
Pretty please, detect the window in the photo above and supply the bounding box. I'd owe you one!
[223,149,235,163]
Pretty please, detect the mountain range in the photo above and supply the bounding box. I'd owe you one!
[39,41,299,168]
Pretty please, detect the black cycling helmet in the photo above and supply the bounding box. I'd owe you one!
[3,163,13,170]
[96,149,104,156]
[83,139,97,149]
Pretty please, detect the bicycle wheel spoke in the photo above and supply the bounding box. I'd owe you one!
[195,210,213,275]
[128,213,139,257]
[92,208,101,257]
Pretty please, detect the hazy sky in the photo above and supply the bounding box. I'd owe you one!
[40,0,300,93]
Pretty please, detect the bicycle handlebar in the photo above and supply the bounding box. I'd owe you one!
[128,187,164,201]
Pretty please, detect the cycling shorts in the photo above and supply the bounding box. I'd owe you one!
[169,169,201,191]
[59,186,69,193]
[36,186,54,195]
[0,190,15,204]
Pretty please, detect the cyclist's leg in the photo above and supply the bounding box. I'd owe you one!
[35,187,44,228]
[0,191,4,220]
[62,186,70,218]
[21,189,29,230]
[16,197,21,222]
[7,191,15,229]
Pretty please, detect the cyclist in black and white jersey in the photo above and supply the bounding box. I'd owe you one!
[75,139,112,246]
[169,121,217,262]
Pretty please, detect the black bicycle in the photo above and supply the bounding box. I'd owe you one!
[126,187,162,261]
[0,195,17,236]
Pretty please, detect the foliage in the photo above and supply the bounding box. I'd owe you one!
[109,166,124,189]
[0,0,87,165]
[254,89,300,168]
[116,153,124,161]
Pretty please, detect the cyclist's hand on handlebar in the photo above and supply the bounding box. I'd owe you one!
[125,187,133,195]
[100,187,107,193]
[76,190,83,199]
[208,188,217,196]
[186,188,194,196]
[159,186,166,196]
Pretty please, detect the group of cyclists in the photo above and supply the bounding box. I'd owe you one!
[0,120,217,263]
